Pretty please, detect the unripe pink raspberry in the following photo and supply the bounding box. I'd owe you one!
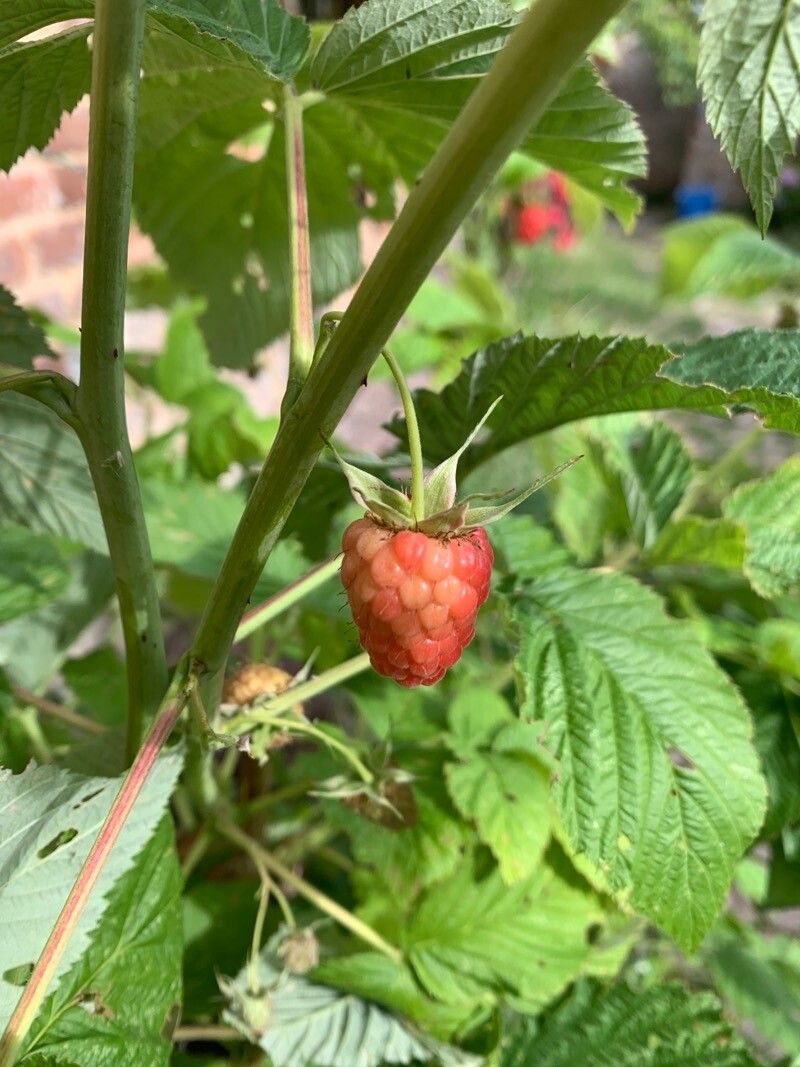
[341,519,492,687]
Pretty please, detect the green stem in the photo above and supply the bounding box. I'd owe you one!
[74,0,167,764]
[191,0,629,691]
[0,669,190,1067]
[234,556,342,643]
[281,84,314,417]
[219,820,402,964]
[11,685,105,736]
[382,349,425,521]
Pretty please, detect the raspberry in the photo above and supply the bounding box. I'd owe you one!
[341,518,492,687]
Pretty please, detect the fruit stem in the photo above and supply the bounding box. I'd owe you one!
[281,83,314,417]
[382,349,425,522]
[221,653,371,734]
[234,555,342,643]
[217,820,402,964]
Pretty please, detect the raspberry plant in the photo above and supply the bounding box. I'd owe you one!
[0,1,799,1065]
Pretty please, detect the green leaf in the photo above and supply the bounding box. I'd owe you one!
[312,953,477,1043]
[0,525,71,624]
[661,214,751,296]
[698,0,800,232]
[0,754,182,1030]
[0,285,54,370]
[148,0,310,80]
[0,395,106,554]
[389,334,729,467]
[404,849,601,1009]
[222,942,476,1067]
[706,930,800,1059]
[667,329,800,434]
[153,300,215,404]
[0,1,92,51]
[755,617,800,678]
[649,517,747,570]
[62,647,127,730]
[134,0,644,366]
[502,980,760,1066]
[445,689,550,885]
[326,776,468,896]
[0,551,113,691]
[21,821,182,1067]
[609,421,693,549]
[488,514,571,582]
[502,555,767,952]
[182,879,259,1019]
[0,26,91,173]
[662,217,800,297]
[141,478,306,599]
[750,693,800,839]
[725,457,800,597]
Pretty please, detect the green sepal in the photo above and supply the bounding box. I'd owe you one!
[328,441,412,527]
[423,397,503,516]
[463,455,582,528]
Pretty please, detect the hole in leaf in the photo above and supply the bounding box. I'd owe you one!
[586,923,602,945]
[74,788,103,809]
[79,991,114,1018]
[667,746,695,771]
[3,963,33,987]
[38,827,78,859]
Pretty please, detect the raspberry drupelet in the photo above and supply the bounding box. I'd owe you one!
[341,518,493,686]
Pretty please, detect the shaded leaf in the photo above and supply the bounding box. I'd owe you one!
[0,285,54,370]
[0,551,113,691]
[0,395,106,554]
[149,0,310,80]
[706,930,800,1059]
[0,27,91,173]
[135,0,644,366]
[0,1,91,52]
[611,422,693,549]
[0,525,72,624]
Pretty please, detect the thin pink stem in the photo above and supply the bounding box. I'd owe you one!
[0,688,188,1066]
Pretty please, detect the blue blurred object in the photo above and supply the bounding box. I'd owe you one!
[675,184,720,218]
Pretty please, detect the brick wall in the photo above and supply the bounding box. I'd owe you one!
[0,101,156,328]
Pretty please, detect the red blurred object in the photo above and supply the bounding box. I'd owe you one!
[512,171,576,252]
[515,203,560,243]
